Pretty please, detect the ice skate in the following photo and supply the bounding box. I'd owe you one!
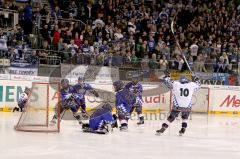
[12,107,19,112]
[179,128,186,136]
[137,117,144,125]
[155,127,166,136]
[120,123,128,132]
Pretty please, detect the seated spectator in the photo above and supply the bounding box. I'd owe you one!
[60,43,71,62]
[67,39,78,56]
[112,51,123,67]
[214,56,228,73]
[52,6,62,18]
[131,51,139,67]
[147,36,156,57]
[171,55,184,71]
[159,55,168,70]
[68,1,78,18]
[26,50,39,65]
[135,38,145,58]
[99,41,109,53]
[74,32,82,47]
[114,28,123,40]
[81,40,90,54]
[193,54,207,72]
[148,53,159,69]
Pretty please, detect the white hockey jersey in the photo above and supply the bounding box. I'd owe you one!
[18,92,28,108]
[164,77,201,108]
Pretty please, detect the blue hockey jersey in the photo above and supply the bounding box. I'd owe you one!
[115,88,133,114]
[72,83,93,96]
[89,107,114,131]
[125,82,143,106]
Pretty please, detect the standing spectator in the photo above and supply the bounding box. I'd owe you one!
[147,36,156,58]
[40,4,49,16]
[41,24,51,42]
[190,41,198,61]
[53,27,61,48]
[23,2,33,35]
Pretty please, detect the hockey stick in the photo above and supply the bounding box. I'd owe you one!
[170,16,194,75]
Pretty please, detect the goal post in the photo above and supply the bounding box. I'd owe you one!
[15,82,61,132]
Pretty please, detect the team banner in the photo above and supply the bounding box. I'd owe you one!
[61,64,119,82]
[7,67,38,76]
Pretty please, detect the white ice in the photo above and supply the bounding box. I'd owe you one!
[0,112,240,159]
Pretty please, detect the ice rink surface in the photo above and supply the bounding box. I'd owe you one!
[0,112,240,159]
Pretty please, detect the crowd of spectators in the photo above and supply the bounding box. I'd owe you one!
[0,0,240,74]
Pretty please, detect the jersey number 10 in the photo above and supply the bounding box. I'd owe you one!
[180,88,189,97]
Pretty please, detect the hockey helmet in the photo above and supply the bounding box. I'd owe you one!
[24,87,31,95]
[131,73,141,84]
[179,76,189,84]
[78,76,85,85]
[102,103,113,112]
[61,79,70,88]
[113,80,124,92]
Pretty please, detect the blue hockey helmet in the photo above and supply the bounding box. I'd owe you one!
[78,76,85,81]
[113,80,124,92]
[179,76,189,84]
[102,103,113,112]
[131,73,141,84]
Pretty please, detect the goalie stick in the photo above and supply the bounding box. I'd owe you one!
[170,15,194,75]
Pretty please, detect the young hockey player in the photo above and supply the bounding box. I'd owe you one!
[125,74,144,125]
[13,87,31,112]
[51,79,84,125]
[156,72,201,136]
[82,103,118,134]
[72,77,99,117]
[113,80,133,131]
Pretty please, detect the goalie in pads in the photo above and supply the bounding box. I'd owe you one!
[82,103,118,134]
[156,72,201,136]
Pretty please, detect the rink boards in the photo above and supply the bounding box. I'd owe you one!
[0,76,239,114]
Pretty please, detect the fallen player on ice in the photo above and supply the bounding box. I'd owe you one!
[82,103,118,134]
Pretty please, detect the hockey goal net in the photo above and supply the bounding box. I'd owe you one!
[15,82,61,132]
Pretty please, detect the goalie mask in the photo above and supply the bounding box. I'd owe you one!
[179,76,189,84]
